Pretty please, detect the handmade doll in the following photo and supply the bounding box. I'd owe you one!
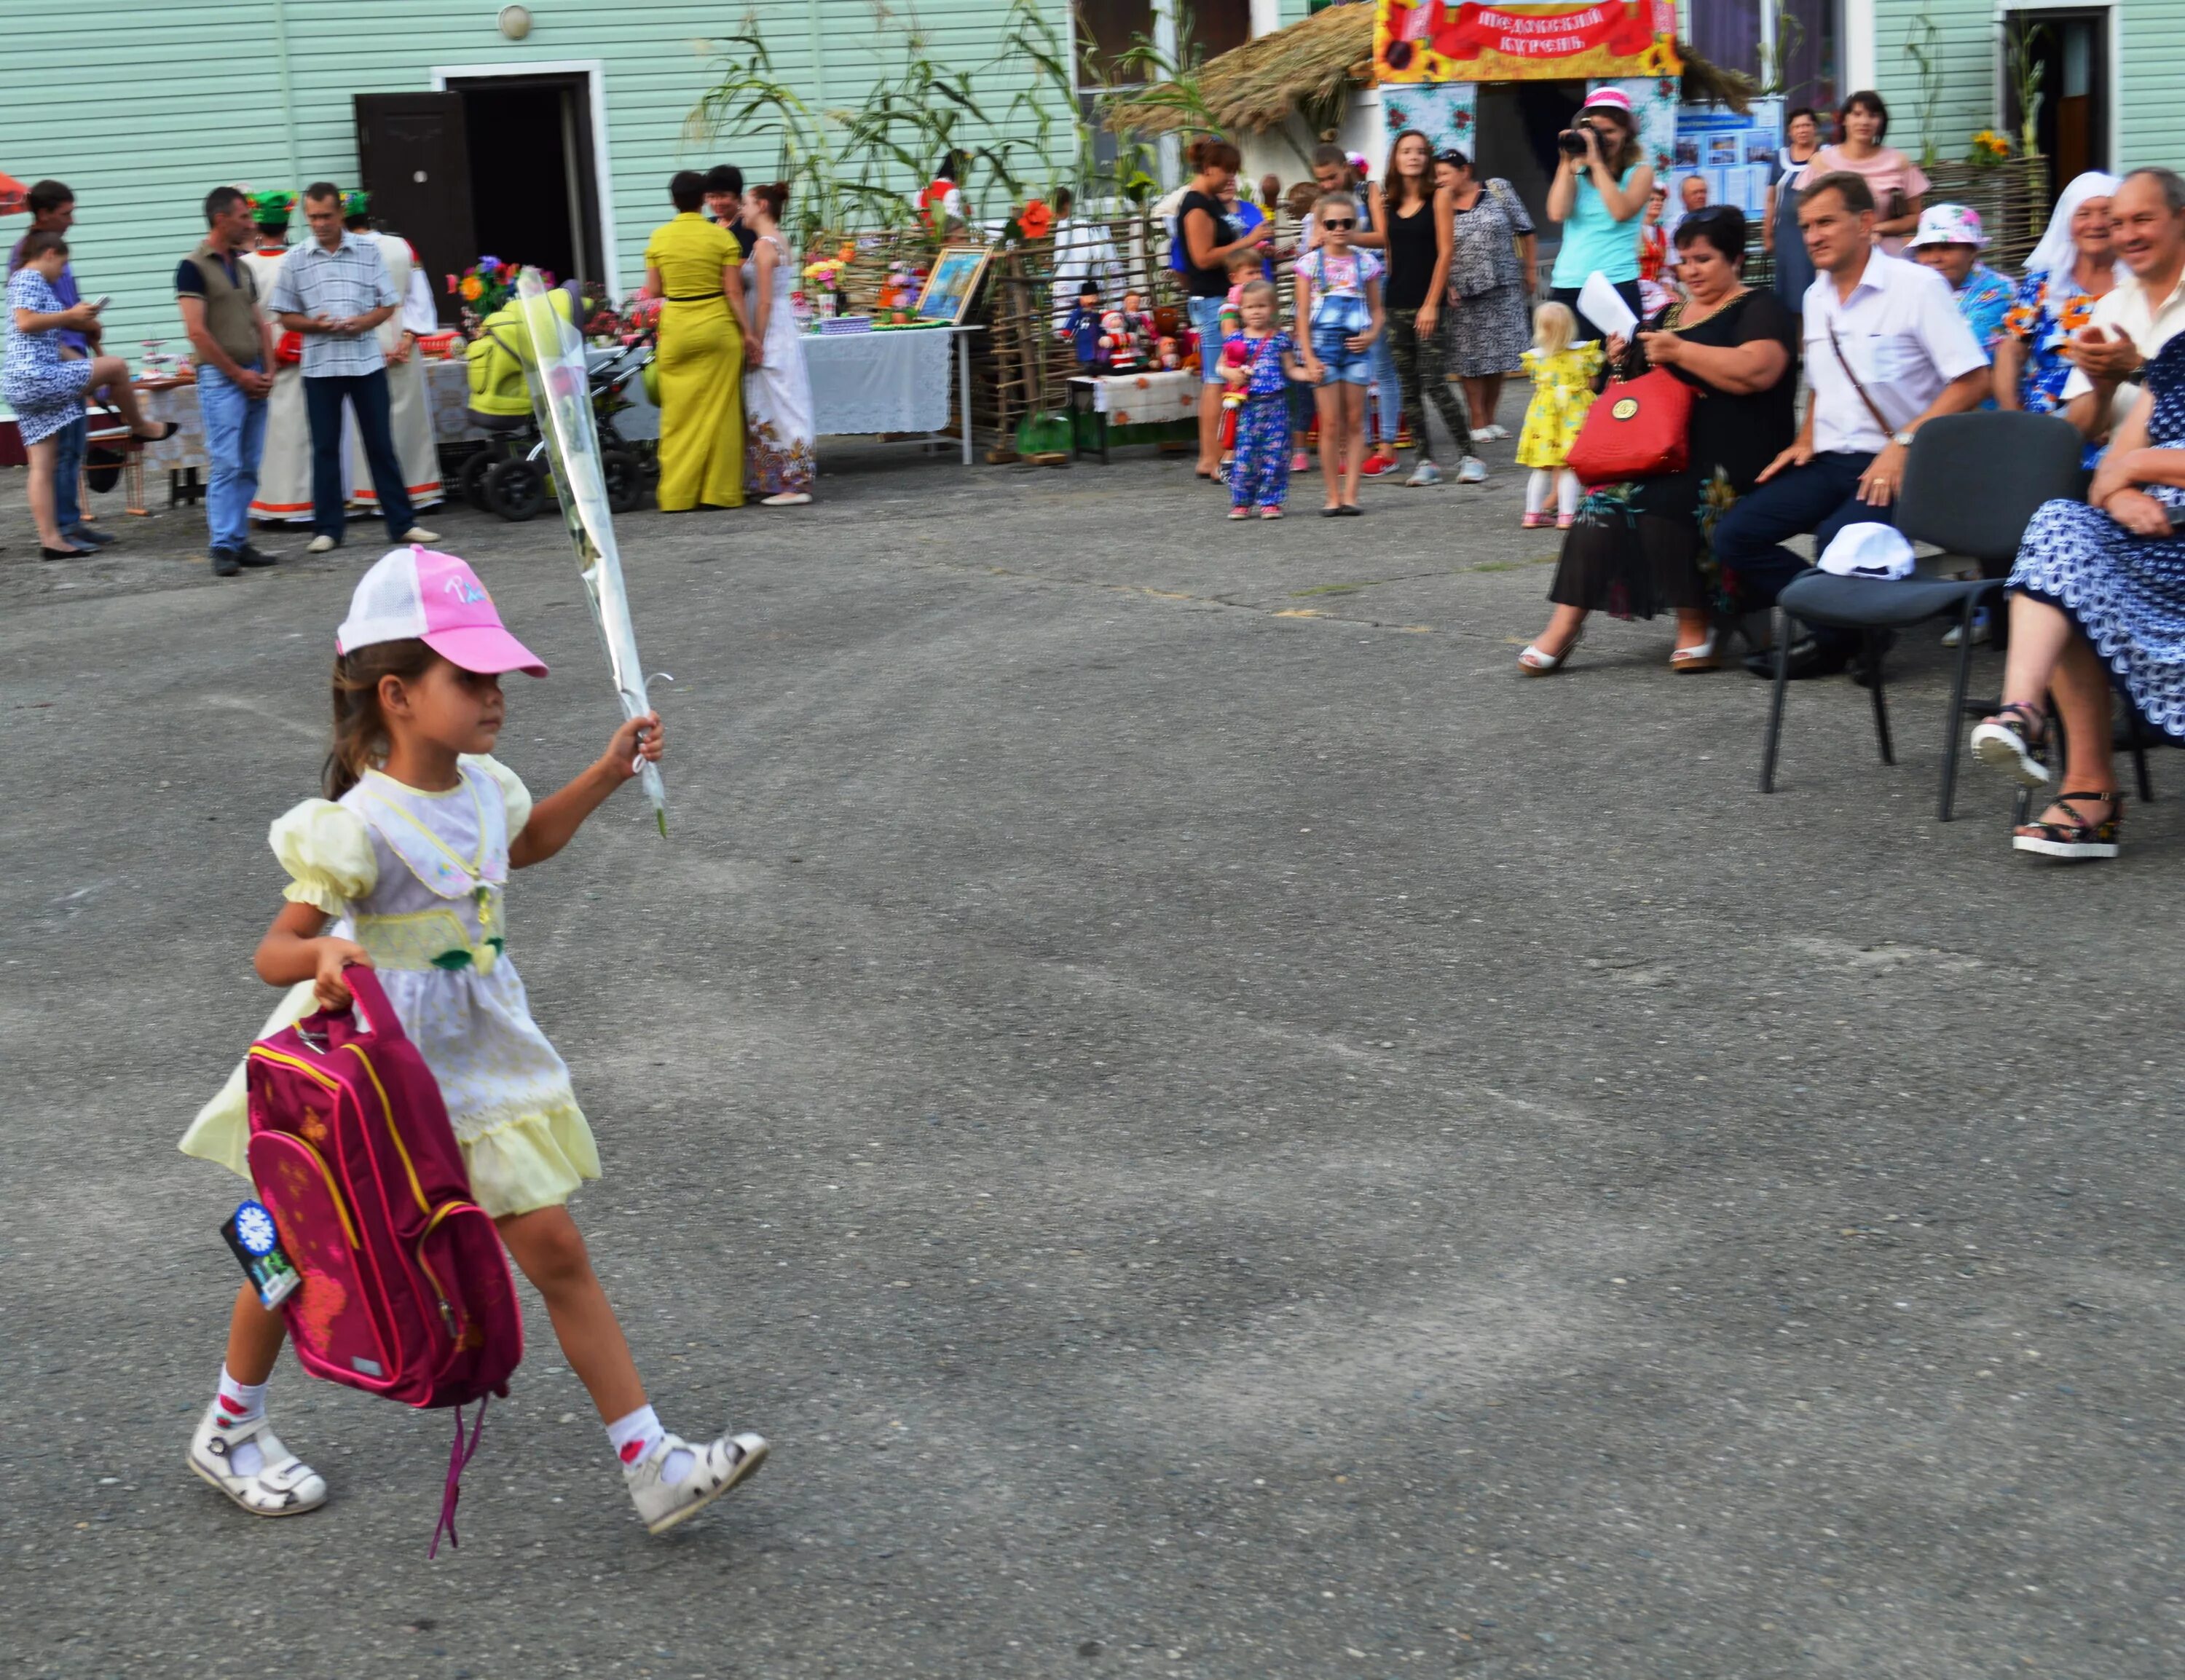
[1155,336,1181,371]
[1120,289,1157,346]
[1063,283,1106,369]
[1099,308,1143,374]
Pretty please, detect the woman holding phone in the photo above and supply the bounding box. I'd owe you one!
[6,231,175,556]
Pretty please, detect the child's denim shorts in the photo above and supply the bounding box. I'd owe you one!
[1310,295,1374,385]
[1311,322,1374,385]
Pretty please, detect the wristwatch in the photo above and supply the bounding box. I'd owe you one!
[1889,428,1916,448]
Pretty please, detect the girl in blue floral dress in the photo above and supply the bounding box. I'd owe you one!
[1971,330,2185,860]
[1221,280,1307,518]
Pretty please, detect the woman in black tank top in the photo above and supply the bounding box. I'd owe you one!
[1370,130,1477,482]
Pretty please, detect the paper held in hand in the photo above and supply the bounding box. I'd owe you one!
[1575,272,1638,344]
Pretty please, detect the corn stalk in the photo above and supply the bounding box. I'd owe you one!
[1902,7,1946,170]
[2004,16,2050,159]
[683,22,845,244]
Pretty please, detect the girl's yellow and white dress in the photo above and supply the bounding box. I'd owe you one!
[1515,342,1606,470]
[181,756,599,1218]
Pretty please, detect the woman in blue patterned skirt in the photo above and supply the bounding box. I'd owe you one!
[1969,331,2185,861]
[6,232,174,556]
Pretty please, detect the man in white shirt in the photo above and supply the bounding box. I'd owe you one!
[1715,169,1991,677]
[2062,167,2185,442]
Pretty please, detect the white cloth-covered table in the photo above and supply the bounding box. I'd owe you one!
[804,328,956,435]
[134,382,210,473]
[1080,369,1197,426]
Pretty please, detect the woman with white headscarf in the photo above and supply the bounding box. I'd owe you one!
[1995,173,2122,437]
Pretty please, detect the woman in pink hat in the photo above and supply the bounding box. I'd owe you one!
[1543,87,1655,342]
[181,546,771,1538]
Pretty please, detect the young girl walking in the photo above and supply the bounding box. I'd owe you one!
[1516,301,1602,529]
[1295,193,1385,516]
[1219,279,1307,518]
[179,545,768,1535]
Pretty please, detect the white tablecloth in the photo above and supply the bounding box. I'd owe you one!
[1076,369,1198,426]
[134,384,208,473]
[805,328,955,435]
[117,332,955,474]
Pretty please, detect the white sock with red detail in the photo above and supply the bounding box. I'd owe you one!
[215,1366,270,1478]
[607,1404,694,1486]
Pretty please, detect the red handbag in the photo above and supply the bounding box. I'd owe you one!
[1566,351,1695,486]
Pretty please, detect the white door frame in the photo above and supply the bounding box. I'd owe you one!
[1843,0,1876,94]
[429,59,623,300]
[1988,0,2119,175]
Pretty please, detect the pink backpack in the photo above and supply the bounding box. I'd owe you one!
[245,963,523,1551]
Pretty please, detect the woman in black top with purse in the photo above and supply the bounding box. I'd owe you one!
[1369,130,1481,486]
[1519,207,1798,675]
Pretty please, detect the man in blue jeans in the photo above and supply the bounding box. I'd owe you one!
[266,182,438,556]
[7,180,117,553]
[1714,170,1990,677]
[176,186,281,577]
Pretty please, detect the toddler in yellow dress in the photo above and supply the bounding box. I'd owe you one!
[1516,302,1604,529]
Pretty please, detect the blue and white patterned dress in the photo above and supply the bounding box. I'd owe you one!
[1227,330,1295,510]
[3,268,92,446]
[2009,331,2185,741]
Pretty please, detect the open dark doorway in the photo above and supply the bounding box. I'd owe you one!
[444,73,605,290]
[2005,10,2110,202]
[1472,81,1586,247]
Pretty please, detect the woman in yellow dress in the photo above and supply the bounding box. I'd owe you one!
[644,171,752,509]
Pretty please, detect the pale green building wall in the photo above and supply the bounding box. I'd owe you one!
[1,0,1071,355]
[1868,0,2185,180]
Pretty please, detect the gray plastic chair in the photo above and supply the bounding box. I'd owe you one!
[1758,411,2090,820]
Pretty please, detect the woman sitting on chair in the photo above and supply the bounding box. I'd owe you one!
[1519,207,1798,676]
[1970,331,2185,861]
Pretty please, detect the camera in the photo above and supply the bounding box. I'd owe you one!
[1557,119,1602,158]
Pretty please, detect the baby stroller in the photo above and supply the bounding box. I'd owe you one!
[457,291,653,521]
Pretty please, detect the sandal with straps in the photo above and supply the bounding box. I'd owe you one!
[2014,790,2123,861]
[1970,701,2054,788]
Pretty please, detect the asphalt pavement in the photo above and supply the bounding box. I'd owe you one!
[4,430,2182,1680]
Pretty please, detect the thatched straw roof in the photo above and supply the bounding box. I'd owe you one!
[1104,4,1374,137]
[1105,7,1752,135]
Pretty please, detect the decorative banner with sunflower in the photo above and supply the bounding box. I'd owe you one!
[1375,0,1680,83]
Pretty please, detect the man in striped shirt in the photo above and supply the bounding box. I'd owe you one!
[267,182,438,554]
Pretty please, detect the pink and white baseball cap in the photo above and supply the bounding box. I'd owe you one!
[1578,88,1636,121]
[336,545,548,677]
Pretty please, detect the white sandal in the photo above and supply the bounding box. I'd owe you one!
[187,1400,328,1517]
[628,1429,769,1535]
[1517,626,1581,675]
[1669,627,1720,672]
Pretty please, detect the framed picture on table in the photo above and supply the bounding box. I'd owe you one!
[914,245,993,325]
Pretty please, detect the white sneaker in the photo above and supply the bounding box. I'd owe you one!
[1405,460,1444,487]
[1941,607,1991,647]
[627,1429,768,1535]
[1473,422,1508,442]
[398,526,441,544]
[1456,456,1489,484]
[305,534,339,555]
[187,1400,328,1517]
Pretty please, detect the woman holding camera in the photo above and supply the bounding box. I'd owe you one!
[1544,88,1653,342]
